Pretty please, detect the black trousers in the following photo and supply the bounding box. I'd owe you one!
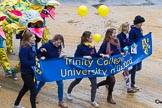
[97,75,116,95]
[14,73,36,108]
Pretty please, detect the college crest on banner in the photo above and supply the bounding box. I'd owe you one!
[33,32,152,82]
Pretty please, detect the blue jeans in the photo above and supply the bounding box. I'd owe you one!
[36,80,64,102]
[129,61,142,86]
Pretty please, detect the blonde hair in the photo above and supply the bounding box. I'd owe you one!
[118,22,129,34]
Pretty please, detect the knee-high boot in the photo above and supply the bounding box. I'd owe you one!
[106,75,116,104]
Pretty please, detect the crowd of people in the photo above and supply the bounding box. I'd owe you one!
[0,3,145,107]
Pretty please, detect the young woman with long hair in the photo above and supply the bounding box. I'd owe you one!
[13,30,37,108]
[66,31,99,107]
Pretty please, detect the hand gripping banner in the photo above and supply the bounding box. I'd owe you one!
[33,32,152,82]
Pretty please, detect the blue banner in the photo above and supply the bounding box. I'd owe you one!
[33,33,152,82]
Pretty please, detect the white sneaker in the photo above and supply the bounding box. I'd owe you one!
[91,101,99,107]
[13,105,25,108]
[66,92,73,100]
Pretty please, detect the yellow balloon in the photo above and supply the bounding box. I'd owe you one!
[78,5,88,17]
[93,34,102,42]
[98,5,109,17]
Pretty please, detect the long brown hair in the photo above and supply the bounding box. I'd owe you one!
[21,30,34,47]
[52,34,65,48]
[103,28,116,43]
[80,31,91,45]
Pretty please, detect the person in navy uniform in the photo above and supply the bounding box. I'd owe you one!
[117,22,138,93]
[66,31,99,107]
[97,28,121,104]
[36,34,68,108]
[13,30,37,108]
[129,15,145,89]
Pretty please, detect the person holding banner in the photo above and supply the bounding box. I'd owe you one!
[128,15,145,89]
[13,30,37,108]
[97,28,121,104]
[117,22,138,93]
[36,34,68,108]
[66,31,99,107]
